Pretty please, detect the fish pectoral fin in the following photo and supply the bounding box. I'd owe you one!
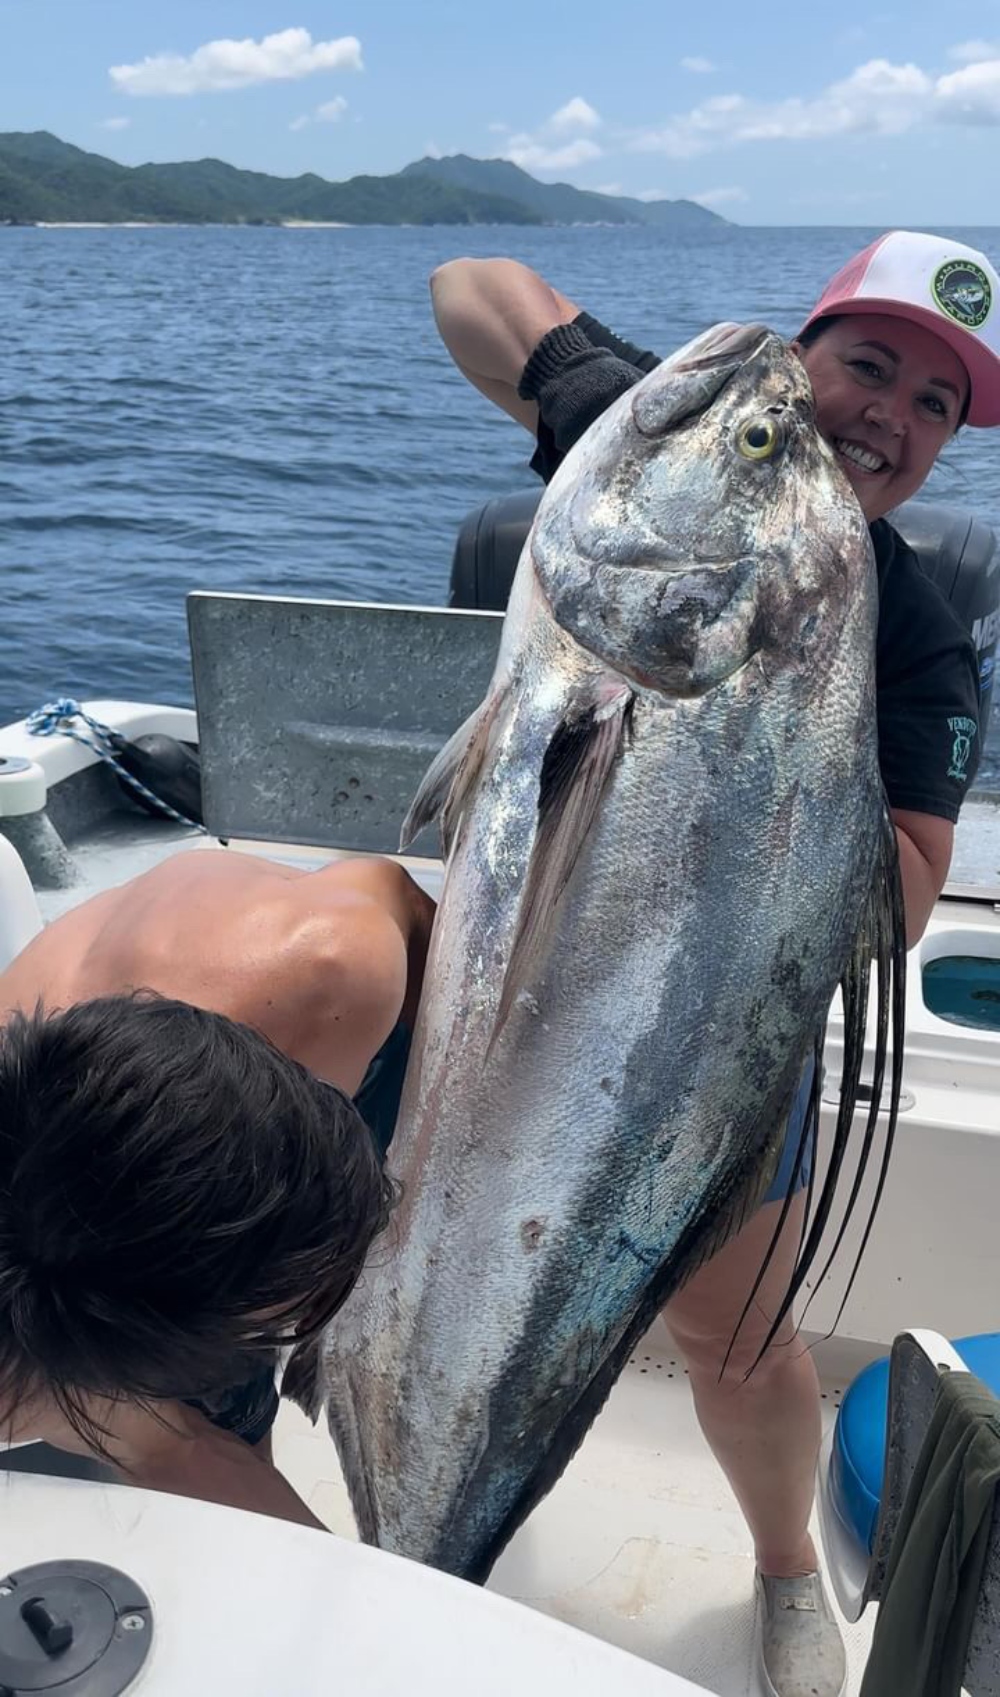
[399,688,508,855]
[490,684,634,1049]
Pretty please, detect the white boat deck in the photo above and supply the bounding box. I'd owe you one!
[3,701,999,1691]
[273,1321,880,1696]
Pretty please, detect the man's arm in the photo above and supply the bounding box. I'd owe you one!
[430,257,581,429]
[892,809,955,948]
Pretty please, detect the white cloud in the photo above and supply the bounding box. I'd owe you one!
[501,135,603,170]
[99,117,131,131]
[110,28,362,97]
[548,96,601,132]
[635,188,669,201]
[680,57,717,73]
[947,39,1000,64]
[594,180,624,195]
[499,97,604,171]
[629,51,1000,157]
[289,95,349,132]
[691,185,749,207]
[487,122,509,134]
[936,58,1000,121]
[424,141,443,159]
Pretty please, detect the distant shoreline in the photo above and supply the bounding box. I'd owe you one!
[3,218,672,231]
[11,219,357,230]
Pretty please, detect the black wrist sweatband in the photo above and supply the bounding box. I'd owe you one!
[517,323,644,456]
[574,311,662,374]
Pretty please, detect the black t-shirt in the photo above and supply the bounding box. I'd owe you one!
[521,315,981,823]
[871,519,981,820]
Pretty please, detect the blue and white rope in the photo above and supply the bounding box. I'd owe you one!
[26,699,205,832]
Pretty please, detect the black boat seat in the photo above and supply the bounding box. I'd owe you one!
[449,492,1000,748]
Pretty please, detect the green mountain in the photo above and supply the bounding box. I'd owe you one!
[400,153,724,229]
[0,133,537,226]
[0,132,729,228]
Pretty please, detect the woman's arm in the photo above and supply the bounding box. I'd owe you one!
[430,257,581,429]
[891,808,955,947]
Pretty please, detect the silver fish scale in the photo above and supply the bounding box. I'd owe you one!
[325,326,886,1581]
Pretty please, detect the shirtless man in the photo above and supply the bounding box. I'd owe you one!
[0,845,435,1527]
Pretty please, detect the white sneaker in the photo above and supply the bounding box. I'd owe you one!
[755,1569,848,1697]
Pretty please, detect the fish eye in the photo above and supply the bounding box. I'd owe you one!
[737,419,780,461]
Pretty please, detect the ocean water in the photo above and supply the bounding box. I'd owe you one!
[1,221,998,785]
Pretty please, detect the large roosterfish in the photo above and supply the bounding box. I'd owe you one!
[321,322,904,1582]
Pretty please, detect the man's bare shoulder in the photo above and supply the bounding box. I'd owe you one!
[124,847,420,926]
[112,851,422,1049]
[0,849,430,1093]
[141,852,431,1090]
[0,848,289,1017]
[242,859,429,1087]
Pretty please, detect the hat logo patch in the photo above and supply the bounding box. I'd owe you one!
[932,259,992,329]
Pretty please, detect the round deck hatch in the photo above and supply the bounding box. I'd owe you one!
[0,1560,151,1694]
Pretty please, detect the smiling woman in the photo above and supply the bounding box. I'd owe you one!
[430,225,1000,1697]
[789,229,1000,520]
[793,315,970,518]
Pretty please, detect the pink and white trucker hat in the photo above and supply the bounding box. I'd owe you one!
[801,230,1000,427]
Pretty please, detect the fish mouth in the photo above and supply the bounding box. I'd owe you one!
[667,320,772,375]
[631,322,776,441]
[569,549,744,574]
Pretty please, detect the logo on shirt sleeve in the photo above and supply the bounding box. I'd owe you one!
[947,715,978,783]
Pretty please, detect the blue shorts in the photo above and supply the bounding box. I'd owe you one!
[185,1023,414,1445]
[761,1060,817,1206]
[353,1020,412,1161]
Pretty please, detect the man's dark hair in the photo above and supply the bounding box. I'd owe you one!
[0,994,394,1447]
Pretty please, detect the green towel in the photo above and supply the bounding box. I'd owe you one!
[860,1369,1000,1697]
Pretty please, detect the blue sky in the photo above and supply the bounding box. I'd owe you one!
[3,0,1000,224]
